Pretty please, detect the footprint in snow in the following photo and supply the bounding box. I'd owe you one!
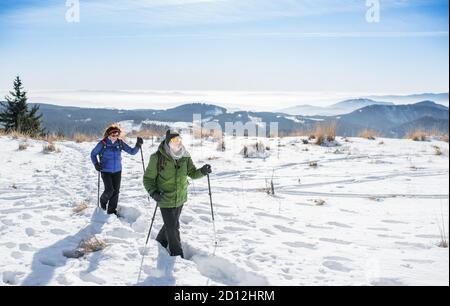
[19,243,35,252]
[45,215,65,222]
[50,228,69,236]
[415,234,441,239]
[283,241,316,250]
[137,245,176,286]
[322,261,353,273]
[394,241,431,249]
[273,224,304,234]
[2,271,25,285]
[79,272,107,285]
[25,227,36,237]
[367,227,390,232]
[182,243,269,286]
[319,238,352,245]
[370,277,404,286]
[327,222,353,229]
[11,251,24,260]
[382,220,409,225]
[19,213,32,220]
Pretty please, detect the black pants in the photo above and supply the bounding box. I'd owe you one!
[100,171,122,214]
[156,206,184,257]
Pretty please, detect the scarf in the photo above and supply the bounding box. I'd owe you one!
[164,142,189,160]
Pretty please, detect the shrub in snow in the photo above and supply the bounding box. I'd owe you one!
[240,141,268,158]
[42,142,60,154]
[313,122,337,146]
[317,138,341,147]
[433,146,442,156]
[217,140,226,152]
[437,210,448,248]
[263,178,275,195]
[42,142,58,153]
[128,128,166,140]
[309,161,318,168]
[10,130,30,140]
[73,133,94,143]
[314,199,326,206]
[358,129,379,140]
[405,130,428,142]
[73,201,88,213]
[63,236,107,258]
[18,142,28,151]
[80,236,107,252]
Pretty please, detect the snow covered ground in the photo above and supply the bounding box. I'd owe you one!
[0,134,448,286]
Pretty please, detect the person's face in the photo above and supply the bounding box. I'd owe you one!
[109,130,120,140]
[169,136,182,152]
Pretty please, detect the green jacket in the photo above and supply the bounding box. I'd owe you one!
[143,142,205,208]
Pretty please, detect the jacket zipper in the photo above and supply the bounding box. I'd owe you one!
[174,160,179,207]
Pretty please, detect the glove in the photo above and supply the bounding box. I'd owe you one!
[136,137,144,148]
[95,163,102,172]
[200,164,212,175]
[151,191,164,202]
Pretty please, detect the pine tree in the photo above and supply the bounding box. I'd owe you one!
[0,76,43,136]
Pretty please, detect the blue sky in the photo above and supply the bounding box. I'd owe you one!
[0,0,448,98]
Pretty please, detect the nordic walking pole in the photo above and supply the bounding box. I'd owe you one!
[140,146,146,173]
[137,146,159,284]
[137,204,158,283]
[207,174,218,246]
[97,171,100,208]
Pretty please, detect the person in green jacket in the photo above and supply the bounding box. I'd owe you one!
[143,130,212,257]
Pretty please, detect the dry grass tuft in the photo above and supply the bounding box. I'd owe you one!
[73,201,89,213]
[437,206,448,248]
[18,142,29,151]
[359,129,379,140]
[405,130,428,142]
[73,133,95,143]
[79,236,107,253]
[313,122,337,145]
[42,142,58,153]
[314,199,326,206]
[432,145,442,156]
[128,129,166,139]
[217,140,226,152]
[193,128,223,140]
[309,161,318,168]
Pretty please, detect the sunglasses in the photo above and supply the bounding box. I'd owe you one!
[109,131,120,136]
[170,136,182,143]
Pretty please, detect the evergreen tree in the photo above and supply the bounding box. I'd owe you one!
[0,76,43,136]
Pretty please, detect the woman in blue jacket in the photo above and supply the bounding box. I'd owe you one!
[90,124,143,215]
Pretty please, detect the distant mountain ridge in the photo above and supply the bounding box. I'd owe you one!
[364,93,449,105]
[333,101,449,137]
[1,99,448,138]
[280,98,395,116]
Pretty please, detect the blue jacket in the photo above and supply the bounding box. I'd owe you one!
[90,138,139,173]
